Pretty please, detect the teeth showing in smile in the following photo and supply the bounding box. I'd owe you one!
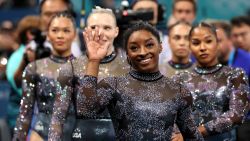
[140,58,151,64]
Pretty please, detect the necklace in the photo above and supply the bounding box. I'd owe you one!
[129,70,163,81]
[194,64,223,74]
[50,54,74,64]
[168,60,193,69]
[100,51,117,64]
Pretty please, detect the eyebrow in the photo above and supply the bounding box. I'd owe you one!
[52,26,70,28]
[137,8,153,10]
[51,26,71,29]
[173,33,189,36]
[204,35,213,39]
[190,37,199,40]
[89,24,113,27]
[129,37,153,43]
[145,38,154,42]
[128,40,138,44]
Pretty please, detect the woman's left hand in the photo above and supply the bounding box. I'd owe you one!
[83,27,110,62]
[29,130,44,141]
[171,133,184,141]
[198,125,208,137]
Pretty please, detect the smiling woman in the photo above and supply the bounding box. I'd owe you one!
[78,21,204,140]
[125,27,162,73]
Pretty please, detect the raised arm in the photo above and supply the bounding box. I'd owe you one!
[76,27,113,116]
[202,68,249,135]
[13,63,36,141]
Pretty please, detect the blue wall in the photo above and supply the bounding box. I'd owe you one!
[162,0,250,22]
[86,0,250,21]
[0,0,82,25]
[1,0,249,27]
[0,8,39,23]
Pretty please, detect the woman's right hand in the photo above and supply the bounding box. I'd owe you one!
[171,133,184,141]
[83,27,109,62]
[29,130,44,141]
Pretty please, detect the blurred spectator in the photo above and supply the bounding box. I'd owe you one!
[13,16,48,88]
[7,15,40,95]
[231,16,250,52]
[0,30,15,80]
[0,22,18,81]
[132,0,159,25]
[14,16,40,46]
[39,0,73,32]
[1,20,15,31]
[168,0,196,26]
[0,0,36,9]
[0,28,19,51]
[212,22,250,138]
[0,20,18,50]
[211,21,233,64]
[6,15,40,136]
[211,20,250,81]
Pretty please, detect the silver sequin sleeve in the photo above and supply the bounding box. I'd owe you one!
[203,68,249,135]
[176,85,204,140]
[76,75,114,117]
[48,53,129,140]
[48,63,74,141]
[173,66,250,137]
[13,63,36,141]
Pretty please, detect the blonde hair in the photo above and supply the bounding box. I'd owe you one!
[87,6,117,26]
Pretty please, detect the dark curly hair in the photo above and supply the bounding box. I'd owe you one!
[123,21,161,53]
[189,22,217,41]
[48,11,76,29]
